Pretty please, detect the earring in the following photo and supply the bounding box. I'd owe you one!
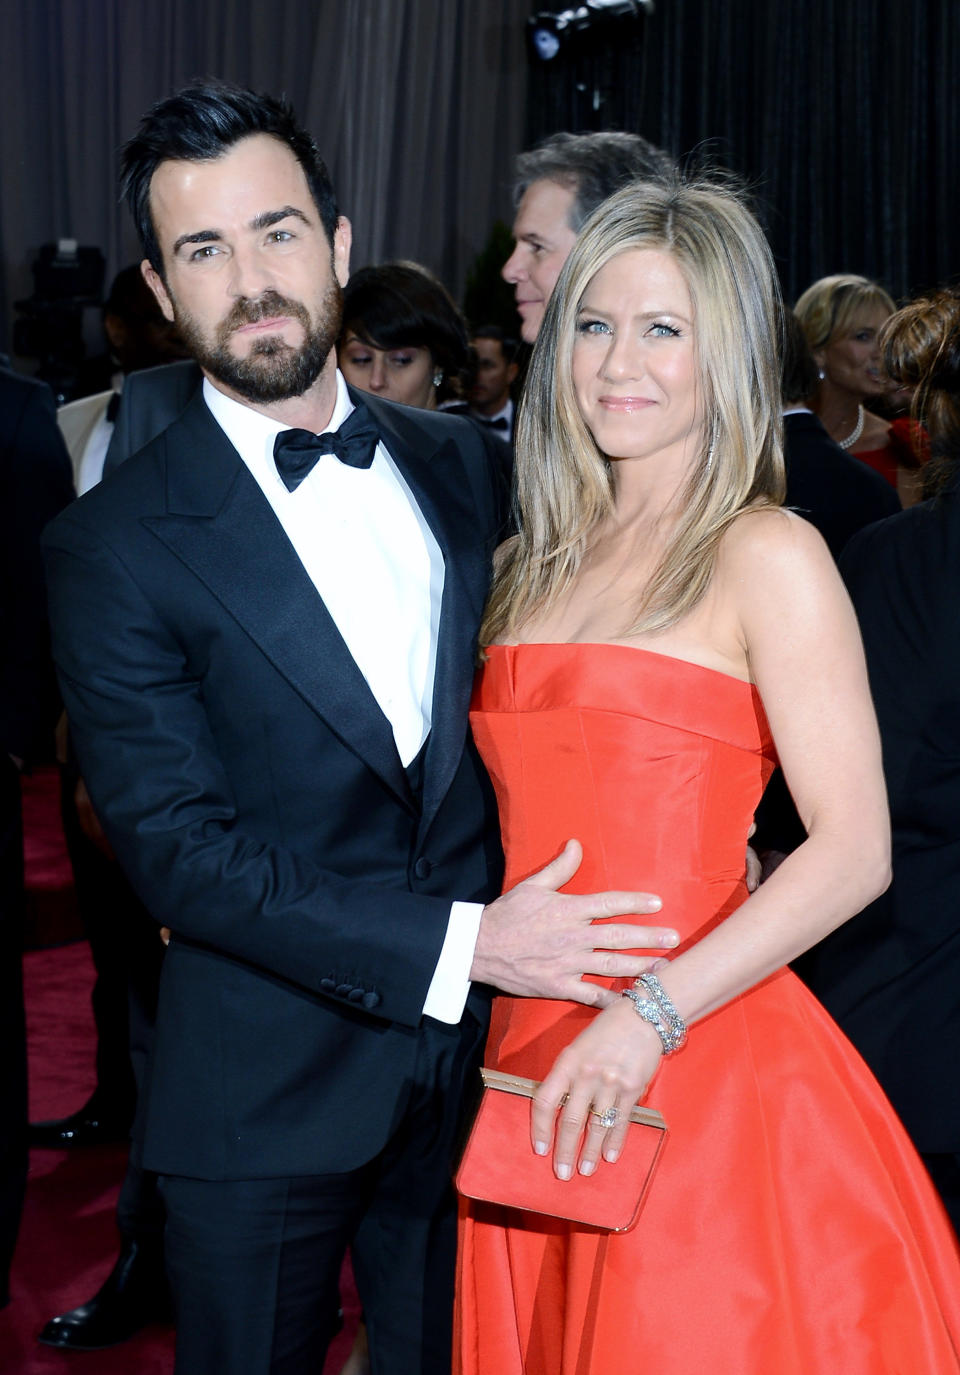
[818,369,825,381]
[432,371,443,389]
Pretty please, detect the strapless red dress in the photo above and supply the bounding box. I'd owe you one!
[455,643,960,1374]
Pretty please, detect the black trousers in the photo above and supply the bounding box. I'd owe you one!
[160,1013,485,1375]
[0,758,27,1307]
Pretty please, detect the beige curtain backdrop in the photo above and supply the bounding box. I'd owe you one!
[0,0,530,356]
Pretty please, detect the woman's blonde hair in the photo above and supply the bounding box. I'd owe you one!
[794,273,895,354]
[482,177,785,643]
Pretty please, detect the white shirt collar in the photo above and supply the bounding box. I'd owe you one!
[202,370,355,470]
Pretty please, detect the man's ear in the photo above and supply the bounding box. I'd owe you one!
[141,260,175,324]
[333,217,352,288]
[507,361,520,385]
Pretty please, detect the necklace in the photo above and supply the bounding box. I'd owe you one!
[836,404,865,450]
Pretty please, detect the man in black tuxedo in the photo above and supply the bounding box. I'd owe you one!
[43,83,672,1375]
[0,365,74,1306]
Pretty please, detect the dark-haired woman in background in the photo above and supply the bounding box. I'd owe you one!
[795,273,926,506]
[798,287,960,1237]
[338,261,470,410]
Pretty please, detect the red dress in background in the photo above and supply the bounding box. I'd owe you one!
[854,416,929,488]
[455,643,960,1374]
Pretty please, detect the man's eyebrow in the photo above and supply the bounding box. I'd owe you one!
[250,206,312,232]
[172,228,222,255]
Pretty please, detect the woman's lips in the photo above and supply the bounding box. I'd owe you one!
[597,395,656,412]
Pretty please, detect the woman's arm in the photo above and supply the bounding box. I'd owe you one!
[533,510,891,1178]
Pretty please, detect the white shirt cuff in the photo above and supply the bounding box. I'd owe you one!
[422,901,484,1023]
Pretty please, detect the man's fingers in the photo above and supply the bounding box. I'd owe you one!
[745,843,761,892]
[574,890,664,920]
[525,838,583,891]
[587,922,678,952]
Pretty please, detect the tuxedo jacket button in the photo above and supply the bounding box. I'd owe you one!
[335,983,352,997]
[347,988,364,1003]
[361,991,381,1010]
[414,857,432,880]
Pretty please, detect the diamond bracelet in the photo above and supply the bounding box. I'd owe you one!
[621,971,687,1055]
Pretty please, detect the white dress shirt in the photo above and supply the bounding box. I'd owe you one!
[202,374,482,1021]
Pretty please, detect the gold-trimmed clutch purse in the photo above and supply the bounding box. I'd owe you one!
[456,1068,668,1233]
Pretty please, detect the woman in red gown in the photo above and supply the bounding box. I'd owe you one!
[455,180,960,1373]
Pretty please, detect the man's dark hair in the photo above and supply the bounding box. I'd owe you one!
[471,324,519,365]
[781,307,820,406]
[513,131,674,232]
[120,80,339,276]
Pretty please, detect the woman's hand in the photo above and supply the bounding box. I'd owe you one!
[531,995,664,1180]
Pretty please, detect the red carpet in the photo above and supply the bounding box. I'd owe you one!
[0,770,361,1373]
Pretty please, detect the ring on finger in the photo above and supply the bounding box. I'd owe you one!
[588,1106,620,1130]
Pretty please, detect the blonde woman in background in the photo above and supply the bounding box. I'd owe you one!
[796,272,925,504]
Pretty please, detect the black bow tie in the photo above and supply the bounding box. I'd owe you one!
[272,401,380,492]
[477,415,508,432]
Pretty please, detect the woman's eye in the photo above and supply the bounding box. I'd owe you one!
[576,319,611,336]
[347,353,372,366]
[389,354,414,367]
[649,322,680,338]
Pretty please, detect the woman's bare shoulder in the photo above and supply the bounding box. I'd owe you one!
[720,505,832,573]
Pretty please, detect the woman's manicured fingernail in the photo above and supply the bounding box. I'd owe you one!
[557,1163,572,1180]
[579,1159,595,1176]
[534,1140,548,1155]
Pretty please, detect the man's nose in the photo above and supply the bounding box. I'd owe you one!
[501,245,523,285]
[227,245,274,300]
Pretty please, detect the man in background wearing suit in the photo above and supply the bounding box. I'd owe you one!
[0,365,74,1307]
[43,83,673,1375]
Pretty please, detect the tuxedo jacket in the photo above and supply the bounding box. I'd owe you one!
[43,385,506,1180]
[795,478,960,1151]
[103,360,200,476]
[0,368,74,762]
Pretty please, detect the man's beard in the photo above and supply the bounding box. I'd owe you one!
[171,280,343,404]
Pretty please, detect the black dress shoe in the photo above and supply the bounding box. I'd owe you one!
[37,1239,172,1350]
[29,1099,131,1149]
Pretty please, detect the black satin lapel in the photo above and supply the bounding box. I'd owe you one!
[143,451,414,811]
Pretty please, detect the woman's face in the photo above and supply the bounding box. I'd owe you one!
[338,332,437,409]
[571,247,702,470]
[818,304,890,400]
